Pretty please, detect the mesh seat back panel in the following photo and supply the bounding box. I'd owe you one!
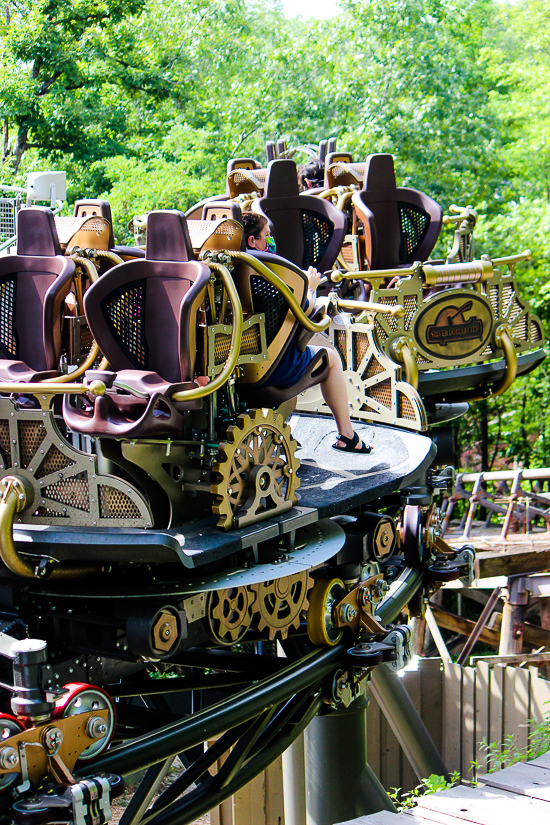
[250,276,288,346]
[0,275,17,358]
[102,282,148,369]
[301,210,334,269]
[398,202,430,263]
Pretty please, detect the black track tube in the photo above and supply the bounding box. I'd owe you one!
[146,723,249,818]
[107,674,251,698]
[144,694,323,825]
[378,567,424,625]
[248,685,317,758]
[216,706,278,790]
[91,646,344,777]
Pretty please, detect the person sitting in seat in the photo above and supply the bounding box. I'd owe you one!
[298,159,325,191]
[242,211,371,454]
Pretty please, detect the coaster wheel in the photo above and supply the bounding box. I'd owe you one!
[53,683,115,761]
[0,713,23,792]
[306,578,346,647]
[402,505,422,566]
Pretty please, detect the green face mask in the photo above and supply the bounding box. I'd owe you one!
[266,236,277,254]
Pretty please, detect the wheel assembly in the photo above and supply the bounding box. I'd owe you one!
[402,504,422,565]
[252,572,312,640]
[306,578,346,647]
[0,714,23,792]
[211,409,300,529]
[53,684,116,761]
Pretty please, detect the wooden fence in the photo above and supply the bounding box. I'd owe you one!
[212,657,550,822]
[367,657,550,791]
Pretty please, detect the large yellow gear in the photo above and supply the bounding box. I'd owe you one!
[207,586,256,645]
[251,572,312,640]
[211,408,300,530]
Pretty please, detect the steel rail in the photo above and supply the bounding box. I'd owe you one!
[90,645,344,777]
[143,693,323,825]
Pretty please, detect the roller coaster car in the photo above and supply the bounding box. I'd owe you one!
[0,197,473,825]
[319,155,545,405]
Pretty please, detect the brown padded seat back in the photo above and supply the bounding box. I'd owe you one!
[146,210,194,263]
[16,207,62,257]
[264,159,300,198]
[256,160,346,271]
[83,259,210,384]
[354,154,443,269]
[0,252,75,372]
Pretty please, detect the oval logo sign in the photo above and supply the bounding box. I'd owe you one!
[414,291,493,361]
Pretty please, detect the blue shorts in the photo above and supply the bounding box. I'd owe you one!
[267,344,315,388]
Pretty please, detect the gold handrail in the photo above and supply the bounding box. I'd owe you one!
[171,262,243,402]
[392,339,419,389]
[458,327,517,402]
[229,252,331,333]
[492,250,532,266]
[0,477,99,579]
[0,380,106,396]
[44,343,101,384]
[336,299,405,318]
[331,262,422,283]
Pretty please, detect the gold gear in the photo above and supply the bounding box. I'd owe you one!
[211,408,300,530]
[207,586,256,645]
[306,578,346,647]
[251,572,312,640]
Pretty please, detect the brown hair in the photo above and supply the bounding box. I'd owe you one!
[241,211,268,245]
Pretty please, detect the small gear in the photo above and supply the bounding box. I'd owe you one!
[251,571,312,640]
[207,586,256,645]
[211,408,300,530]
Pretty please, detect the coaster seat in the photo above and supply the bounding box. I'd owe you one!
[0,208,75,383]
[352,154,443,270]
[232,250,330,407]
[62,211,211,439]
[252,159,347,272]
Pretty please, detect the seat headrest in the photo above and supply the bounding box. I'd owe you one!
[264,159,300,198]
[145,210,193,262]
[363,154,397,190]
[74,199,115,247]
[226,158,259,174]
[16,207,62,256]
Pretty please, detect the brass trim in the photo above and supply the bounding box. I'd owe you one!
[229,252,331,333]
[458,327,517,402]
[331,262,422,283]
[0,380,105,396]
[171,262,243,402]
[206,313,268,377]
[336,299,405,318]
[44,343,101,384]
[492,249,532,266]
[0,476,98,578]
[71,255,99,284]
[392,339,419,390]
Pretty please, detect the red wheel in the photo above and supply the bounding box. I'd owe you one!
[0,713,23,791]
[53,683,115,761]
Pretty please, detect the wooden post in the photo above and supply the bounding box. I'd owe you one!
[499,578,528,656]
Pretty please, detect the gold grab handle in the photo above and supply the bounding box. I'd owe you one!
[0,477,98,579]
[229,252,331,333]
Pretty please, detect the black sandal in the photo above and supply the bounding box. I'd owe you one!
[332,432,372,454]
